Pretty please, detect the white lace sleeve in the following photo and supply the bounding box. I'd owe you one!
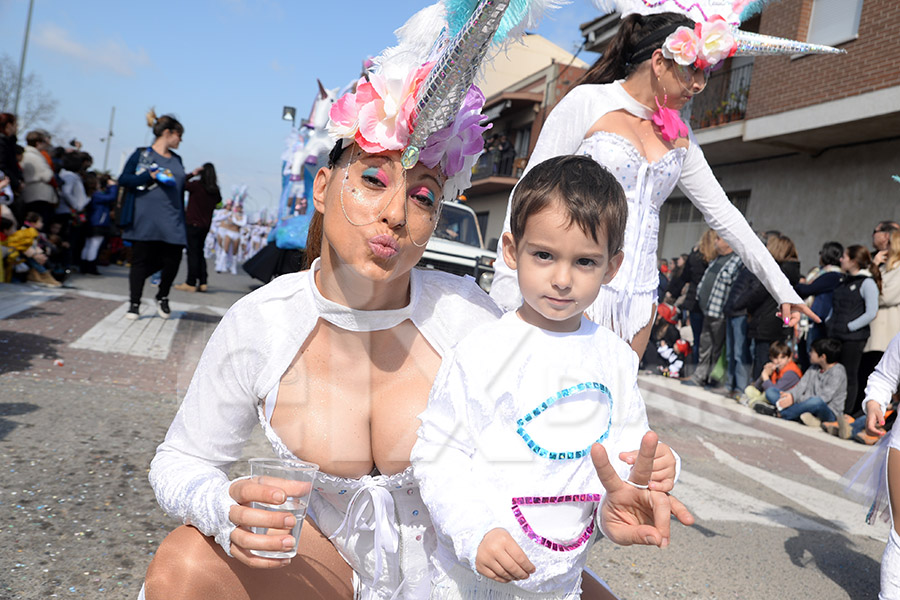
[412,352,504,571]
[678,139,802,306]
[149,308,263,556]
[491,86,606,312]
[864,332,900,415]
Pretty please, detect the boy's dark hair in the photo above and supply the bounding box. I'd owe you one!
[768,340,791,359]
[1,217,13,232]
[509,155,627,255]
[812,337,842,364]
[24,211,41,224]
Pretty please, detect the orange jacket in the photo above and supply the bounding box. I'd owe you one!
[3,227,38,253]
[771,359,803,385]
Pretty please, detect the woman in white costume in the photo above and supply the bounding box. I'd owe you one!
[857,332,900,599]
[490,0,843,356]
[136,4,685,599]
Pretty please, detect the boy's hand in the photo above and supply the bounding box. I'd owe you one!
[594,432,694,548]
[475,528,535,583]
[761,362,774,377]
[619,441,676,492]
[866,400,887,437]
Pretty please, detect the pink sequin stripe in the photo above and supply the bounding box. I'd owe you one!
[638,0,714,22]
[510,494,602,552]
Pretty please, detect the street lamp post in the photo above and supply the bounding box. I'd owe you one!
[13,0,35,115]
[101,106,115,172]
[282,106,297,127]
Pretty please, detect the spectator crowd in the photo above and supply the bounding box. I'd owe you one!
[647,219,900,447]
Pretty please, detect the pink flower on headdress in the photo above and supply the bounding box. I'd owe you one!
[327,78,365,140]
[694,17,737,69]
[661,26,700,66]
[419,85,491,177]
[327,63,432,154]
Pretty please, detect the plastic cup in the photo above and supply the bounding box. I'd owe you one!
[248,458,318,559]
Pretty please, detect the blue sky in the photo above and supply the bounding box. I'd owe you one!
[0,0,600,216]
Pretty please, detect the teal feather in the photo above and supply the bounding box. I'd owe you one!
[739,0,774,22]
[445,0,546,44]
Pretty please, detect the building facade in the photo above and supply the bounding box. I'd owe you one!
[468,0,900,272]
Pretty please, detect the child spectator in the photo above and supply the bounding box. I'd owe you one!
[644,302,690,379]
[10,212,60,287]
[743,340,803,407]
[80,172,117,275]
[754,338,847,429]
[413,155,687,599]
[0,216,14,282]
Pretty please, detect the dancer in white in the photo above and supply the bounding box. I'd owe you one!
[490,0,843,356]
[858,332,900,599]
[413,156,690,600]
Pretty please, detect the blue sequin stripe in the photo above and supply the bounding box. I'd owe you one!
[515,381,613,460]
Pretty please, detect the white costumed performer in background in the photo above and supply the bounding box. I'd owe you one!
[490,0,844,357]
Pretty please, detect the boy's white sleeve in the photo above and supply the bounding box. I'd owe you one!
[412,352,504,571]
[864,332,900,415]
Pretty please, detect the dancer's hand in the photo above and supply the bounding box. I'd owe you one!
[866,400,887,437]
[779,302,820,327]
[594,431,694,548]
[476,528,535,583]
[226,478,299,568]
[619,441,677,493]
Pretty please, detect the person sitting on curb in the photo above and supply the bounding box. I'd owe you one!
[743,340,802,407]
[754,338,847,431]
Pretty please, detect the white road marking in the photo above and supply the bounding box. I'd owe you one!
[793,449,843,482]
[0,285,64,320]
[642,389,779,440]
[677,469,833,532]
[699,437,887,541]
[70,302,183,359]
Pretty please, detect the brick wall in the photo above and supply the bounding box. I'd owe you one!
[747,0,900,119]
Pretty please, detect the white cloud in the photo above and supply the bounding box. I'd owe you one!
[33,23,153,77]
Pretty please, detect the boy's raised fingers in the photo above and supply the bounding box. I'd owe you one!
[591,443,624,493]
[628,431,659,487]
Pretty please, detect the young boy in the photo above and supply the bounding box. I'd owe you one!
[753,337,846,428]
[743,340,802,407]
[412,156,684,599]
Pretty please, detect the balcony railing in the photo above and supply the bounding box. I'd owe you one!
[472,149,521,181]
[689,63,753,130]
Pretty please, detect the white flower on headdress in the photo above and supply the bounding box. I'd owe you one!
[695,17,737,69]
[661,26,700,66]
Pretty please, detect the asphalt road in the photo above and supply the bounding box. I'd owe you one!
[0,263,889,599]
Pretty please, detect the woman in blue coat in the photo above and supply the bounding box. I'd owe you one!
[118,110,186,319]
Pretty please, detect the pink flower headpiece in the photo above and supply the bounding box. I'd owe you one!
[327,62,490,178]
[660,15,737,70]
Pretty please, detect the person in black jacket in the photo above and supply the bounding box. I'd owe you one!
[732,234,801,380]
[795,241,843,370]
[667,229,717,364]
[0,113,23,216]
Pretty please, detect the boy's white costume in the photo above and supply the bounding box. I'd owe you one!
[413,312,666,599]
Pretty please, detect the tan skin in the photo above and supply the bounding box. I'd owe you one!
[583,49,819,358]
[144,148,681,600]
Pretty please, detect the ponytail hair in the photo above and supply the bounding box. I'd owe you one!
[846,244,882,293]
[578,12,694,86]
[146,108,184,139]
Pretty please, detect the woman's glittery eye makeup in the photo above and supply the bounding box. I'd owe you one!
[410,186,435,205]
[362,167,389,186]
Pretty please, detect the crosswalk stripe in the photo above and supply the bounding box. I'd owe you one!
[0,285,64,320]
[793,450,843,482]
[642,389,778,440]
[699,437,888,542]
[70,302,181,359]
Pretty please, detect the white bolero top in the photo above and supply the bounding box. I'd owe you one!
[148,259,501,599]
